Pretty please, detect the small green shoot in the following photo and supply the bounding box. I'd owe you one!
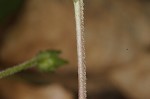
[0,50,68,79]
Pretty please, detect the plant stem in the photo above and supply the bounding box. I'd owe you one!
[0,50,67,79]
[73,0,87,99]
[0,58,37,79]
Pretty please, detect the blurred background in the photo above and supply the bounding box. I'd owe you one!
[0,0,150,99]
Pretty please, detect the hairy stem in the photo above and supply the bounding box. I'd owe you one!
[73,0,87,99]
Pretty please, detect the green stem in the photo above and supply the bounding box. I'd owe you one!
[0,50,67,79]
[0,58,37,79]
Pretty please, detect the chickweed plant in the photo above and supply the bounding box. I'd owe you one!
[0,50,68,79]
[0,0,86,99]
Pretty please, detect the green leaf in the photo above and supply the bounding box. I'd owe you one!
[36,50,68,72]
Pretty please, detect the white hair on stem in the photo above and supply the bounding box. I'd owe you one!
[73,0,87,99]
